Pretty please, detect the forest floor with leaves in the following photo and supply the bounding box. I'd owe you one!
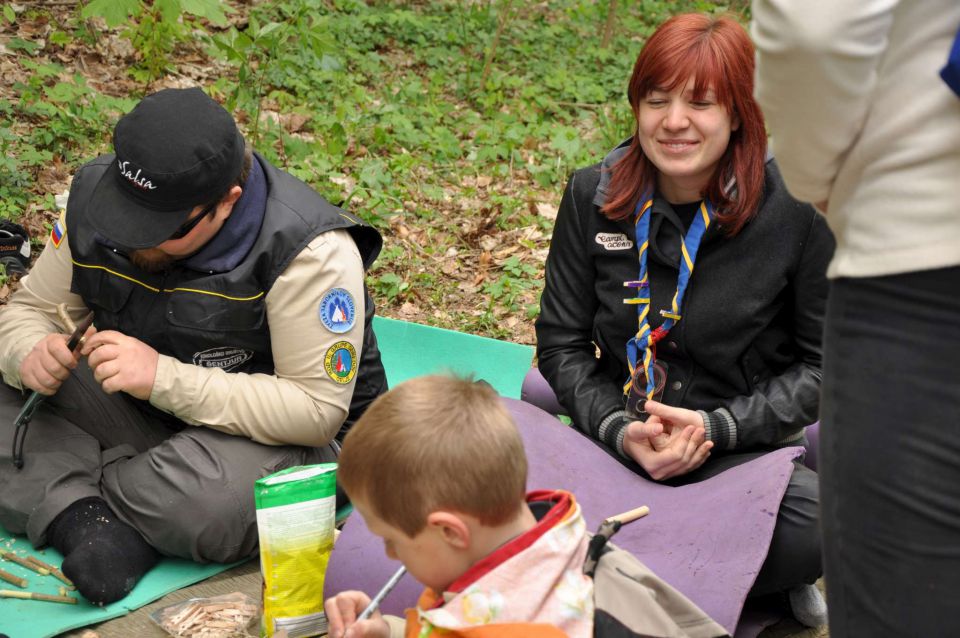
[0,0,741,344]
[0,3,829,637]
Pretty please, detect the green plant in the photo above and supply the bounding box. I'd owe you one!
[211,3,335,145]
[3,63,135,221]
[0,125,32,221]
[4,0,739,339]
[373,272,409,302]
[81,0,229,82]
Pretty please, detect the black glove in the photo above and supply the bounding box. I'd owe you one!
[0,220,31,275]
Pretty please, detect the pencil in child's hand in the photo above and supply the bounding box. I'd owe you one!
[356,566,407,622]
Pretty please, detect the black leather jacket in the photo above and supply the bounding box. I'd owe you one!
[535,157,835,454]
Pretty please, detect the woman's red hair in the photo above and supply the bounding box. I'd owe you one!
[602,14,766,235]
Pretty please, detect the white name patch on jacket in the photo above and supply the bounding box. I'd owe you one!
[595,233,633,250]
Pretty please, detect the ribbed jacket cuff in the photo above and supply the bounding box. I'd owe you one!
[776,429,806,446]
[598,410,631,459]
[699,407,738,450]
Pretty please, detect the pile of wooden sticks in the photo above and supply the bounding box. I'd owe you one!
[0,549,78,604]
[155,596,260,637]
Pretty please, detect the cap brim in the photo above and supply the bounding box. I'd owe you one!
[87,168,193,249]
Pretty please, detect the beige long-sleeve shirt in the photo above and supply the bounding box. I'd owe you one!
[0,218,364,447]
[753,0,960,278]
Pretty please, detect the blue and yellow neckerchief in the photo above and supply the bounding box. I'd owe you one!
[624,193,716,402]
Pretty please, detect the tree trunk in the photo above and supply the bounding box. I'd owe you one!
[479,0,516,90]
[600,0,618,50]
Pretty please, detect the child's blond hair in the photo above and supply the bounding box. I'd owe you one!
[337,375,528,537]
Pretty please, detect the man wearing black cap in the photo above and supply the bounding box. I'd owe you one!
[0,87,387,604]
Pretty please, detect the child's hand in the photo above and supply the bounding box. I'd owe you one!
[324,591,391,638]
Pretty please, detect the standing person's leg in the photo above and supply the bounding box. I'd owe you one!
[820,266,960,637]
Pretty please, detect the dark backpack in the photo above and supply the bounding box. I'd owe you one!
[0,221,31,276]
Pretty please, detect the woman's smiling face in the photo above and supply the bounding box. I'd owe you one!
[637,76,739,202]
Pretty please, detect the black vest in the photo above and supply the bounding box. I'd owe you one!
[66,154,387,437]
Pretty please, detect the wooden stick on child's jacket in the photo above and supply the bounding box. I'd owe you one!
[603,505,650,526]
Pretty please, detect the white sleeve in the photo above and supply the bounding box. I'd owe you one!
[0,216,89,389]
[752,0,901,204]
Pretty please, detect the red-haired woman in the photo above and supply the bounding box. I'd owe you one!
[536,14,834,626]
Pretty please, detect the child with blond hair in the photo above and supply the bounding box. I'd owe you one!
[324,375,725,638]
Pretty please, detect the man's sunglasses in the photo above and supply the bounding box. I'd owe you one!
[168,201,217,241]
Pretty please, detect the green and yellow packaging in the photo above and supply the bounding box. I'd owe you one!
[255,463,337,638]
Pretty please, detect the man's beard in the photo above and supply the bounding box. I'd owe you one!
[130,248,175,273]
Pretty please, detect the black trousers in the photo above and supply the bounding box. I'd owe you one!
[821,266,960,637]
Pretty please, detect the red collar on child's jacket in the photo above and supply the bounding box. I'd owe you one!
[440,489,573,600]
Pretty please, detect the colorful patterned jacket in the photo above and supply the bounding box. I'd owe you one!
[395,490,727,638]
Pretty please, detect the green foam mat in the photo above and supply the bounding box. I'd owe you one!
[0,529,243,638]
[372,316,534,397]
[0,318,533,637]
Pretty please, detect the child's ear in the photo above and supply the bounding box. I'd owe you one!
[426,511,471,549]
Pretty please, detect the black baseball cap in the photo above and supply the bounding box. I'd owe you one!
[87,87,245,249]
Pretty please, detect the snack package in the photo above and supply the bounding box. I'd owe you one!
[149,592,259,637]
[255,464,337,638]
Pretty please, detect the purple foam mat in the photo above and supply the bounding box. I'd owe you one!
[520,366,567,416]
[325,399,801,634]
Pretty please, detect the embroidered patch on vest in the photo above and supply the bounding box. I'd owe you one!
[51,219,66,248]
[318,287,356,333]
[324,341,357,384]
[192,347,253,371]
[595,232,633,250]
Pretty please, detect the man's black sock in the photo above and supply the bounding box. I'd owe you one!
[47,497,159,605]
